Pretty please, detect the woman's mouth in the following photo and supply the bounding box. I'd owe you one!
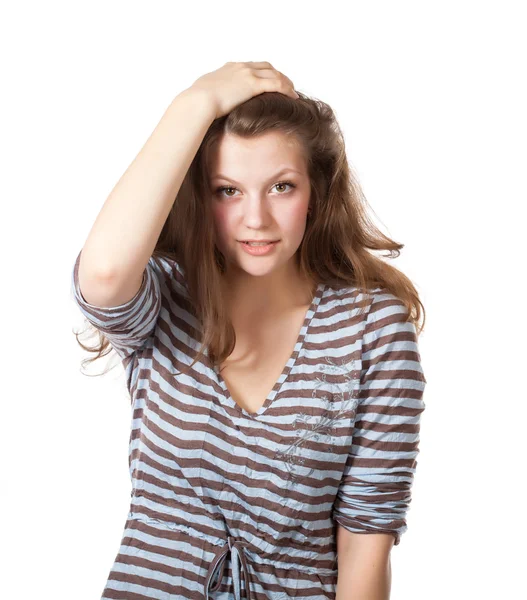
[238,240,280,255]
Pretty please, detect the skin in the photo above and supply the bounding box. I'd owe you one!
[209,131,315,319]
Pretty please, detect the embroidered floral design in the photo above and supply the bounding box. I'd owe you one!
[274,355,360,484]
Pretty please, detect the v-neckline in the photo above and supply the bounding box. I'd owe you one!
[213,281,325,419]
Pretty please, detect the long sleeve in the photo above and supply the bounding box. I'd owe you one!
[70,248,162,360]
[332,290,427,546]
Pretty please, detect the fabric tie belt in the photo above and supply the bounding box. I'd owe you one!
[205,535,253,599]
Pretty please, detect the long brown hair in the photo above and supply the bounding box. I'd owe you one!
[74,91,426,375]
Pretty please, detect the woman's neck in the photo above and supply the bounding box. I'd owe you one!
[221,264,315,319]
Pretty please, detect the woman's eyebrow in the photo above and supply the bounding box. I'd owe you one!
[210,167,304,185]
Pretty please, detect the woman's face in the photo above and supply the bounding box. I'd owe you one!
[209,131,311,280]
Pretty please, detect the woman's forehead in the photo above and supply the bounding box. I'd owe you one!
[209,133,306,176]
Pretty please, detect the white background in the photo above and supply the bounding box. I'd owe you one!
[2,1,525,598]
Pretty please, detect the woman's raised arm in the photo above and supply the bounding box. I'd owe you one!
[77,86,216,308]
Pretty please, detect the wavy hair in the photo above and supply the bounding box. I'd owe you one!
[74,91,426,375]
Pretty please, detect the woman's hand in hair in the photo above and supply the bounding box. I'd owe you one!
[188,61,299,120]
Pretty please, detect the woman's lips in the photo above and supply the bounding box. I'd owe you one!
[238,240,280,255]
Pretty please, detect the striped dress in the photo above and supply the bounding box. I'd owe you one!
[71,249,427,600]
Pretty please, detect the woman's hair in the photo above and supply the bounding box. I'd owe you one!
[74,91,426,375]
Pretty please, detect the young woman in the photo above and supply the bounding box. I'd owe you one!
[72,61,427,600]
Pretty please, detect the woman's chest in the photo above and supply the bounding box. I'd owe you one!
[218,306,309,414]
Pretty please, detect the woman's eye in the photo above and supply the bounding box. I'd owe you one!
[215,181,296,198]
[215,185,238,197]
[274,181,295,193]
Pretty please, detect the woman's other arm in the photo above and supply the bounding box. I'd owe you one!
[335,531,394,600]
